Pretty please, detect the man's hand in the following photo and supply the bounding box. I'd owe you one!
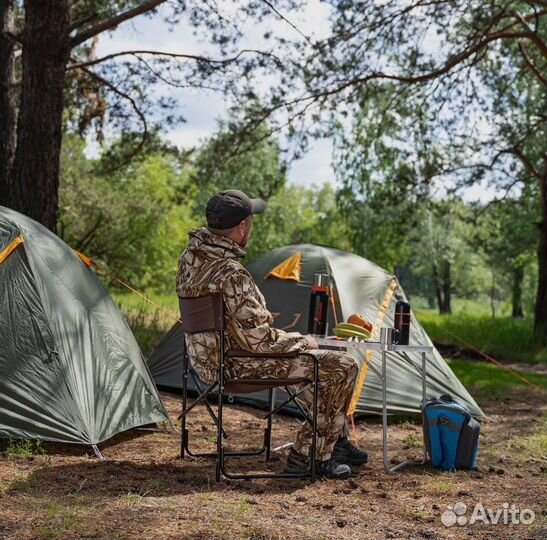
[303,335,318,350]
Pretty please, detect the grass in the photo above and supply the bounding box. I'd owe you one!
[508,414,547,464]
[4,439,44,460]
[123,489,149,507]
[112,290,179,356]
[448,359,547,402]
[416,307,547,364]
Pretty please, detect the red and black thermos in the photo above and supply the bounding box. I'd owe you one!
[393,300,411,345]
[307,274,330,336]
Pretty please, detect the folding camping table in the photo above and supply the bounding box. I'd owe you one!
[315,329,434,473]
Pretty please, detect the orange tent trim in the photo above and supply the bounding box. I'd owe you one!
[0,235,24,264]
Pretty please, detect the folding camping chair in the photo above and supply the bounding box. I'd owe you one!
[178,292,320,482]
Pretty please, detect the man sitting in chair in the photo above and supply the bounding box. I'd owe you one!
[176,189,368,480]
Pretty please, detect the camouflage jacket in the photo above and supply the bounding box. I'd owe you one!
[176,227,308,382]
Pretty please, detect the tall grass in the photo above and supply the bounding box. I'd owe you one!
[112,291,179,356]
[416,308,547,364]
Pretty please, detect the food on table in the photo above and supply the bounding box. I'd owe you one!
[346,313,373,332]
[334,322,371,340]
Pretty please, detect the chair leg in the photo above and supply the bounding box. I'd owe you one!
[181,352,189,459]
[265,388,274,461]
[189,370,228,439]
[216,349,225,482]
[310,359,319,483]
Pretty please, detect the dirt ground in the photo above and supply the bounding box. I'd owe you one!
[1,386,546,540]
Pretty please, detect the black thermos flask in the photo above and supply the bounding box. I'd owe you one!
[307,274,330,336]
[393,300,411,345]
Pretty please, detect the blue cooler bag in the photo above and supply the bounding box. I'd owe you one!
[422,394,480,471]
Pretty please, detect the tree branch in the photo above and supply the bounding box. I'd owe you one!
[299,30,531,105]
[68,11,99,33]
[76,65,148,171]
[509,146,542,180]
[66,48,282,70]
[259,0,314,46]
[70,0,166,48]
[514,10,547,60]
[518,42,547,87]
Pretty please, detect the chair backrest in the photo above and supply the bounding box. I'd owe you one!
[179,293,224,334]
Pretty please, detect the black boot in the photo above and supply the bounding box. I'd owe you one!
[284,448,352,480]
[331,437,368,466]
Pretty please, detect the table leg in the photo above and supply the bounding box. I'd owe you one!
[421,351,428,464]
[382,345,389,472]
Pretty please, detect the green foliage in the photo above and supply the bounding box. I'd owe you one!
[333,84,435,272]
[417,308,547,364]
[191,114,287,215]
[4,439,44,460]
[112,292,177,356]
[246,182,352,261]
[59,134,198,292]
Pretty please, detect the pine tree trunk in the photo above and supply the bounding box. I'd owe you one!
[441,259,451,314]
[0,0,17,202]
[11,0,71,231]
[512,266,524,319]
[534,173,547,345]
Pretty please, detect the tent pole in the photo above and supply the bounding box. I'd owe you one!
[91,445,104,460]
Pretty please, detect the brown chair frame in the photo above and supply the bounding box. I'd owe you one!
[178,293,319,482]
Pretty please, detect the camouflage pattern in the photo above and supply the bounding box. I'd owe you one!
[176,227,359,460]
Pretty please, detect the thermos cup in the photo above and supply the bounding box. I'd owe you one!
[307,273,330,335]
[393,300,411,345]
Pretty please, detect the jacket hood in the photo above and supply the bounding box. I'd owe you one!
[187,227,246,259]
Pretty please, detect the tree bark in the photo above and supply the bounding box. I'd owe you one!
[0,0,17,202]
[441,258,451,314]
[512,266,524,318]
[534,173,547,345]
[11,0,71,231]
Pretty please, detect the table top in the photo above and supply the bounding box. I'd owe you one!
[314,336,434,354]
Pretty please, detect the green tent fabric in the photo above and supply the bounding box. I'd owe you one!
[148,244,484,417]
[0,206,169,446]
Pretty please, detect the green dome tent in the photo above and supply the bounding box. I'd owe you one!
[148,244,483,417]
[0,206,169,450]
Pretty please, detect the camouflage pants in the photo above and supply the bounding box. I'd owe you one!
[192,349,359,461]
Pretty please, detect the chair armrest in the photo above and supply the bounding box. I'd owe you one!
[226,349,299,358]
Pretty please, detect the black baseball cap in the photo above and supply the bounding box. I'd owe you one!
[206,189,266,230]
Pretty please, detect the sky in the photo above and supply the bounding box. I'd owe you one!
[91,1,498,202]
[93,1,336,188]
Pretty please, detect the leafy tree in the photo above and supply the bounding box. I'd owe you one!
[299,1,547,341]
[471,190,538,318]
[332,83,436,272]
[246,182,352,261]
[192,115,287,213]
[59,134,197,292]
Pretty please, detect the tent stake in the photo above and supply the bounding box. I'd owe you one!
[91,445,104,460]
